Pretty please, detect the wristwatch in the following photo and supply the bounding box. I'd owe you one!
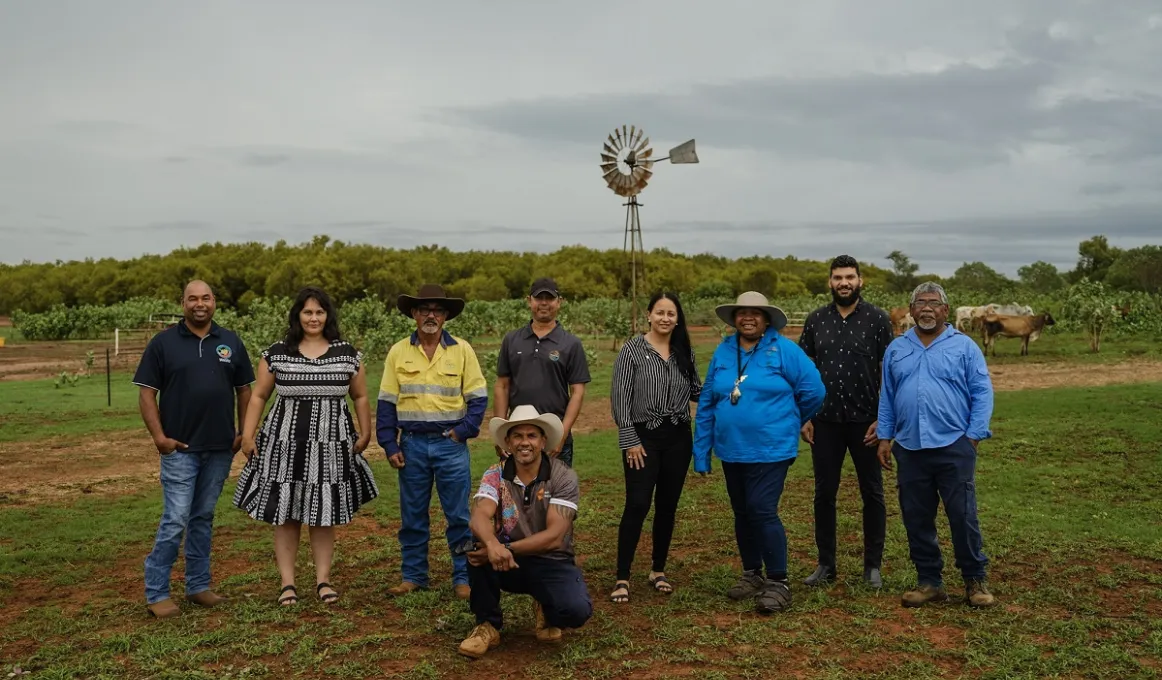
[504,541,512,552]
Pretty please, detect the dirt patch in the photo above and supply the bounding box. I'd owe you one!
[989,359,1162,391]
[0,340,140,381]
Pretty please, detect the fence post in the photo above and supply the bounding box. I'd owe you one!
[115,328,120,356]
[106,348,111,407]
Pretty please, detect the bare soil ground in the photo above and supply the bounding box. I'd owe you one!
[0,340,144,381]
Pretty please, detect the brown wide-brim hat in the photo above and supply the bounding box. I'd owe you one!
[397,284,466,320]
[715,291,788,331]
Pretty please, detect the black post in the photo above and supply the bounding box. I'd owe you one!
[106,348,112,407]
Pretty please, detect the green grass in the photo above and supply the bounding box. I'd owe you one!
[2,382,1161,678]
[0,325,22,343]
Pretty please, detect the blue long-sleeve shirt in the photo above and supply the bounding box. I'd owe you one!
[876,324,994,451]
[693,328,826,473]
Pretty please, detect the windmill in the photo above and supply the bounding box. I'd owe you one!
[600,125,698,334]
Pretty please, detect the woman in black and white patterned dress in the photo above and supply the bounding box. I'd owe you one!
[234,286,379,606]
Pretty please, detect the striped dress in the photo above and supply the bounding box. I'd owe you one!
[233,340,379,526]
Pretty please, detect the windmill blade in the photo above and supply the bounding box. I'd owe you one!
[603,142,618,156]
[607,134,620,151]
[639,147,654,159]
[636,136,650,152]
[630,125,641,149]
[601,152,616,164]
[614,127,624,149]
[621,125,628,146]
[603,167,622,182]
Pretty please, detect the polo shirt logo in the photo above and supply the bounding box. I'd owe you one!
[548,350,560,362]
[216,344,233,363]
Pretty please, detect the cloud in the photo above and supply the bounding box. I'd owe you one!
[1079,182,1126,196]
[241,153,290,167]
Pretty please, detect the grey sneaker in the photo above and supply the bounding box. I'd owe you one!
[727,570,766,601]
[755,579,792,614]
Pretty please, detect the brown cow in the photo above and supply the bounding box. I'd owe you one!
[980,312,1056,356]
[889,307,914,335]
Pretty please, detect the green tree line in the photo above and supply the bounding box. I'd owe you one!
[2,234,1159,316]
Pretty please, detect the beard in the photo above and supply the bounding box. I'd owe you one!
[830,284,861,306]
[917,317,939,330]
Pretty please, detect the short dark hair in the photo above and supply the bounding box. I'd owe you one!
[830,255,861,276]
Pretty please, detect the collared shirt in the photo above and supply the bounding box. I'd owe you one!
[693,328,826,472]
[132,320,255,452]
[497,321,590,418]
[798,300,895,423]
[610,334,702,450]
[876,324,994,451]
[376,330,488,454]
[473,455,580,561]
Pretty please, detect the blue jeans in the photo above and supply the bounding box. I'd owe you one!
[468,555,592,630]
[144,449,234,604]
[893,436,988,587]
[398,431,472,587]
[722,459,794,580]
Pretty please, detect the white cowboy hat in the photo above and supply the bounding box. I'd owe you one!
[489,405,565,452]
[715,291,789,331]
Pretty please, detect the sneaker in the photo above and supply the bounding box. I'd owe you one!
[727,569,766,601]
[803,565,837,587]
[863,567,883,589]
[458,622,501,659]
[533,601,562,642]
[965,579,997,608]
[755,579,792,614]
[901,584,949,608]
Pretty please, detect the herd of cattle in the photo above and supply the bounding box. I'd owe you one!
[888,303,1056,357]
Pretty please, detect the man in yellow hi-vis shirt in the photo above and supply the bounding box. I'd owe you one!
[377,284,489,600]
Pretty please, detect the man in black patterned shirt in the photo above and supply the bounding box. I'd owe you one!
[798,255,895,589]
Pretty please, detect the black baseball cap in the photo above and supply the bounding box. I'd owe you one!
[529,277,560,297]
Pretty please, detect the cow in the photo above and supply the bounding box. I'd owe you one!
[956,304,998,331]
[980,312,1056,357]
[890,306,915,334]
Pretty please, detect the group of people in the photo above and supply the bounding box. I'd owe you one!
[132,255,998,659]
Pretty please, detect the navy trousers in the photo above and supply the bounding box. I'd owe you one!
[468,555,593,631]
[893,436,989,586]
[722,459,794,581]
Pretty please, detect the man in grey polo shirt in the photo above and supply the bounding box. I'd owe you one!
[493,277,590,467]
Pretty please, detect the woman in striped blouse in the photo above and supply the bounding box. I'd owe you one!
[609,292,702,603]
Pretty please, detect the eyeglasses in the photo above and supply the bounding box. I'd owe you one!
[911,300,945,309]
[416,307,446,317]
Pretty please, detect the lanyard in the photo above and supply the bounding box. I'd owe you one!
[736,338,756,380]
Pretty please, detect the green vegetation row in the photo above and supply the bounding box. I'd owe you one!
[3,234,1160,316]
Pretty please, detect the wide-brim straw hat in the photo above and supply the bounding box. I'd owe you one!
[715,291,788,331]
[489,405,565,452]
[397,284,465,320]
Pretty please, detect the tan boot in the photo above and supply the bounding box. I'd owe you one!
[454,584,471,600]
[966,580,997,608]
[533,602,562,642]
[186,590,227,607]
[146,598,181,619]
[901,584,949,608]
[458,622,500,659]
[387,582,422,597]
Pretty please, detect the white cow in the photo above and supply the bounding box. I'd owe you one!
[956,304,998,331]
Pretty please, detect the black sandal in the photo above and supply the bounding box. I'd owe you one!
[316,582,339,604]
[610,580,630,603]
[649,574,674,595]
[277,585,298,606]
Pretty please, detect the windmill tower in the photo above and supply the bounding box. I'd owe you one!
[600,126,699,334]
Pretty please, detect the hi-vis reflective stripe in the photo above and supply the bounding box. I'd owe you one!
[396,408,467,422]
[464,387,488,400]
[378,391,399,404]
[399,383,462,398]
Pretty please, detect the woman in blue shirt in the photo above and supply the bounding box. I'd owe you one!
[694,291,826,614]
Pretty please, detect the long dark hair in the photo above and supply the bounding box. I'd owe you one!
[648,292,697,383]
[285,286,342,352]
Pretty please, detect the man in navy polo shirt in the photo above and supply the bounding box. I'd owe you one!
[493,277,590,467]
[132,280,255,618]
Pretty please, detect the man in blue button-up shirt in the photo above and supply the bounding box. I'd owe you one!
[876,282,997,610]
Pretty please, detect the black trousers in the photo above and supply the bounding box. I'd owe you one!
[810,419,886,570]
[616,420,693,580]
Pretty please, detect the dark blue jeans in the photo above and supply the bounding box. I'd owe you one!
[468,555,592,631]
[893,436,988,587]
[398,431,472,587]
[144,449,234,604]
[722,459,794,580]
[556,432,575,468]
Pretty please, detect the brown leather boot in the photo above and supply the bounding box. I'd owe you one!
[458,622,500,659]
[146,598,181,619]
[454,584,471,600]
[966,579,997,608]
[901,584,949,608]
[533,602,562,642]
[388,582,422,597]
[186,590,227,607]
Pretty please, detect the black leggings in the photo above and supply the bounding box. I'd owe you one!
[616,420,693,581]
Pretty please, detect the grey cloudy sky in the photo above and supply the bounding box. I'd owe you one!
[2,0,1160,276]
